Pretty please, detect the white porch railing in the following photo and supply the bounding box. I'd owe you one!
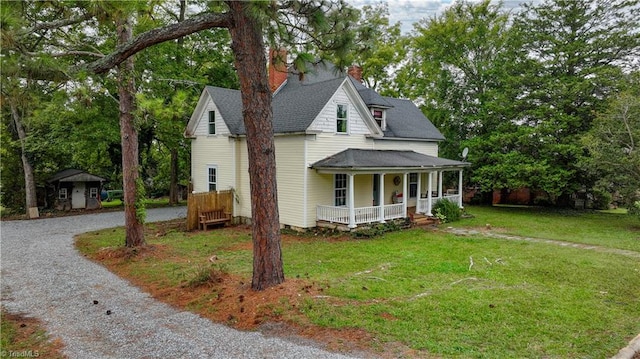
[317,204,405,225]
[416,194,462,214]
[354,206,381,224]
[441,194,461,205]
[316,205,349,224]
[384,203,404,220]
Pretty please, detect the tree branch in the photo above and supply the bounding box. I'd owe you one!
[86,12,231,74]
[19,12,94,35]
[26,50,104,58]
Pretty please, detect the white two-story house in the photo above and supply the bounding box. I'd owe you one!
[185,56,469,230]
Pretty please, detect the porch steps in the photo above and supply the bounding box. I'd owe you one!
[411,213,438,227]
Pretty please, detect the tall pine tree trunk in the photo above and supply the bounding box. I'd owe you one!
[169,147,179,205]
[117,16,145,247]
[11,102,38,218]
[227,1,284,290]
[168,0,186,207]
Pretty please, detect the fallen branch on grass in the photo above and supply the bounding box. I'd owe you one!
[450,277,478,286]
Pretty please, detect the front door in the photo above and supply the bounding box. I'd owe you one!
[72,182,86,209]
[373,174,380,206]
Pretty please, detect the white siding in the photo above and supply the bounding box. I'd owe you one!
[274,136,307,228]
[235,138,251,220]
[193,97,231,137]
[373,139,439,157]
[308,86,372,136]
[305,133,375,165]
[191,136,235,194]
[228,136,308,228]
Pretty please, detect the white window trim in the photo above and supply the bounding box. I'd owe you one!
[89,187,98,199]
[207,165,218,192]
[336,103,349,134]
[59,188,68,200]
[334,174,347,206]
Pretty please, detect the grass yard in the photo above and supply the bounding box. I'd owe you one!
[101,197,186,209]
[453,205,640,252]
[75,207,640,358]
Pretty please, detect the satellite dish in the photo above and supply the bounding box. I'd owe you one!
[461,147,469,160]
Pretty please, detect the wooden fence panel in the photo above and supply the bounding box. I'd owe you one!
[186,190,234,230]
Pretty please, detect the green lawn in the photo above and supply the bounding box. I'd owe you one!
[452,205,640,252]
[101,197,186,209]
[76,207,640,358]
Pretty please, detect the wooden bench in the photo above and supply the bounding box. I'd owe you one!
[198,208,231,230]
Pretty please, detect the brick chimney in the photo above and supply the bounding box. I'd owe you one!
[269,48,288,93]
[347,65,363,83]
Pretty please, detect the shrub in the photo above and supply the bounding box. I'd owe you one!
[628,200,640,218]
[433,199,462,223]
[185,263,227,287]
[351,220,407,238]
[590,189,612,210]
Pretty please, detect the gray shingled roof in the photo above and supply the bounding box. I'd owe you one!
[311,149,469,170]
[205,62,445,141]
[382,97,445,141]
[205,76,344,135]
[48,169,107,183]
[271,77,344,134]
[349,78,393,108]
[205,87,243,134]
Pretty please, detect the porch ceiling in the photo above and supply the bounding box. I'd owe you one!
[310,149,470,174]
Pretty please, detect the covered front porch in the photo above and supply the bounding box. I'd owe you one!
[311,149,470,229]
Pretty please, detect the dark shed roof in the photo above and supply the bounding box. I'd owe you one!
[48,169,107,183]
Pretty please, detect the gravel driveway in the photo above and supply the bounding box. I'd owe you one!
[1,208,358,358]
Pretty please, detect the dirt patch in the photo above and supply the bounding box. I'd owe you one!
[1,310,67,358]
[83,223,422,358]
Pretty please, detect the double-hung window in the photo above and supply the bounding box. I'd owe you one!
[409,173,418,198]
[89,187,98,199]
[208,111,216,135]
[336,104,348,133]
[59,188,68,200]
[207,166,217,192]
[334,174,347,206]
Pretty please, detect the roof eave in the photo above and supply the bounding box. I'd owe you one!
[311,163,470,174]
[376,136,445,142]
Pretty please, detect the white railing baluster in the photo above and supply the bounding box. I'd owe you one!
[318,203,407,226]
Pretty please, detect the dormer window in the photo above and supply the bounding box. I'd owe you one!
[372,108,385,130]
[336,104,348,133]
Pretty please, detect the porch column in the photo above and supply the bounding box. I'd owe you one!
[458,169,464,208]
[378,173,386,223]
[402,172,408,218]
[438,171,443,199]
[427,172,433,216]
[417,173,422,213]
[348,173,356,228]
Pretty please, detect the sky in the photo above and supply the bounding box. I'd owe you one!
[349,0,539,33]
